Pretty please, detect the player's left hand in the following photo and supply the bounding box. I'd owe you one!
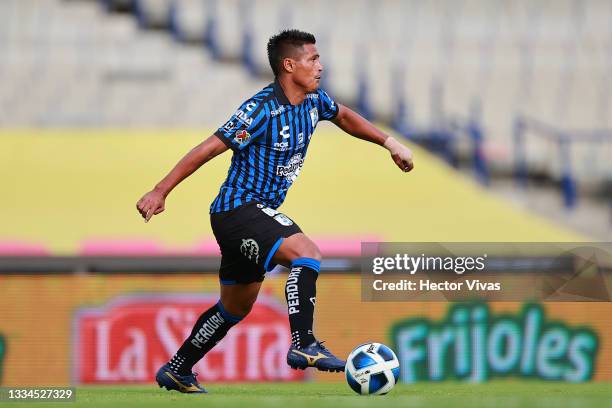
[383,136,414,172]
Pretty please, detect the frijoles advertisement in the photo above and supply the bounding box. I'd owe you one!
[0,274,610,386]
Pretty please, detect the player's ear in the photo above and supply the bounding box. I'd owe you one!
[282,58,295,73]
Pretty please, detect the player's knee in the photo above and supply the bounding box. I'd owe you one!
[222,303,250,319]
[233,303,253,318]
[289,236,322,261]
[220,297,256,319]
[275,234,322,266]
[296,244,321,262]
[285,242,322,262]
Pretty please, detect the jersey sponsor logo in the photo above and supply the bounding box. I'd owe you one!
[240,238,260,263]
[223,120,236,132]
[276,153,304,183]
[274,214,294,226]
[273,141,290,151]
[257,205,294,226]
[245,101,257,112]
[259,206,279,217]
[307,93,319,99]
[271,106,286,117]
[234,110,254,126]
[280,125,290,139]
[234,130,251,145]
[309,108,319,127]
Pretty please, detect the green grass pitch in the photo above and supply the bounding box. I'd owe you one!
[5,382,609,408]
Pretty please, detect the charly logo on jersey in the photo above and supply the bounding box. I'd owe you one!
[309,108,318,127]
[280,126,290,139]
[276,153,304,183]
[240,238,260,263]
[234,130,251,145]
[273,126,292,151]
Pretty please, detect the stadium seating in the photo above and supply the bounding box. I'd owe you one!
[0,0,269,127]
[0,0,610,187]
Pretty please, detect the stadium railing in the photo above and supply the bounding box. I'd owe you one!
[513,114,612,209]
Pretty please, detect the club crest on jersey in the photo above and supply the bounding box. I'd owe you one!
[234,130,251,145]
[309,108,318,127]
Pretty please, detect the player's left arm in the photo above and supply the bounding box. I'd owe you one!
[331,104,414,172]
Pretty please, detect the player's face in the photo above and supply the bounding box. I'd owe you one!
[291,43,323,92]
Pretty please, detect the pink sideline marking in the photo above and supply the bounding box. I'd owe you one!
[68,235,384,256]
[312,235,382,256]
[80,239,163,255]
[0,241,50,256]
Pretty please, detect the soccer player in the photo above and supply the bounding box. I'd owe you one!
[136,29,413,393]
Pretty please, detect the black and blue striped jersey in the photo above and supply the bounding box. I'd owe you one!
[210,80,339,214]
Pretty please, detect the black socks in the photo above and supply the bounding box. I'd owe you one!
[167,256,322,375]
[168,300,242,376]
[285,257,320,348]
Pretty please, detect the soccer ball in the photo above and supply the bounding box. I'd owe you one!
[345,342,400,395]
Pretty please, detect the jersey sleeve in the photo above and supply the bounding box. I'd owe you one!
[316,88,339,121]
[214,97,268,151]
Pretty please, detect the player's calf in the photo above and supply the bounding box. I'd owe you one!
[165,300,243,378]
[285,257,320,347]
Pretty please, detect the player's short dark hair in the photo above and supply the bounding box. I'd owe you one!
[267,29,316,77]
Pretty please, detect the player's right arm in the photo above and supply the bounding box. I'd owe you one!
[136,135,229,222]
[137,94,268,222]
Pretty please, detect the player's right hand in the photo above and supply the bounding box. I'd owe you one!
[136,190,165,223]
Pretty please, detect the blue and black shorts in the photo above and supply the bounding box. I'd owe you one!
[210,201,302,284]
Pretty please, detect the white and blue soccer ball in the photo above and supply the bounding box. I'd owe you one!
[345,342,400,395]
